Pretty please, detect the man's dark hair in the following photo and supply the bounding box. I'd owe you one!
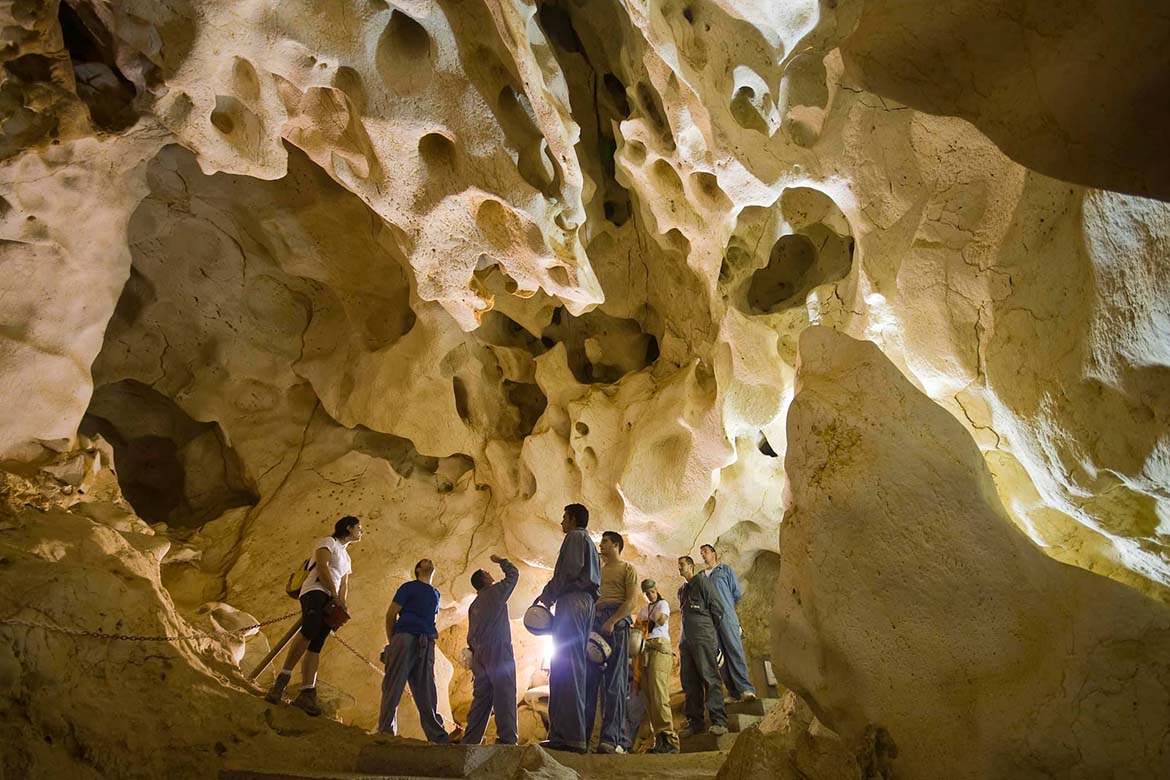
[564,503,589,528]
[332,515,360,539]
[602,530,624,552]
[471,569,491,591]
[414,559,432,578]
[679,555,695,567]
[700,543,716,556]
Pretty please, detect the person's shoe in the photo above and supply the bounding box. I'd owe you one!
[596,742,625,754]
[291,687,322,717]
[264,671,291,704]
[650,732,681,754]
[709,724,729,736]
[741,691,758,701]
[541,740,587,754]
[678,723,702,739]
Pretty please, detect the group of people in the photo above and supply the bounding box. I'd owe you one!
[263,506,758,755]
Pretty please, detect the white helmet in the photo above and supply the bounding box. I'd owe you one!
[524,604,555,635]
[587,631,612,665]
[627,630,644,658]
[459,647,474,670]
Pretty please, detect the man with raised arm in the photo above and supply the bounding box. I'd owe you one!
[584,530,640,753]
[377,558,450,743]
[534,503,601,754]
[462,554,520,745]
[700,543,757,701]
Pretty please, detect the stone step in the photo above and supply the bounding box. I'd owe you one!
[223,743,727,780]
[724,697,780,717]
[355,741,497,778]
[554,750,726,779]
[725,712,762,733]
[679,730,738,754]
[222,772,419,780]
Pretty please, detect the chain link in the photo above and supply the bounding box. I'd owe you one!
[2,610,387,680]
[0,608,301,643]
[331,631,383,674]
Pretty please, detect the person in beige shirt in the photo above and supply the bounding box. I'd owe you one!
[584,530,641,752]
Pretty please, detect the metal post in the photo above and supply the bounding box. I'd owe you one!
[247,618,303,680]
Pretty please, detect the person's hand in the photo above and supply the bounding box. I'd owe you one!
[490,554,504,564]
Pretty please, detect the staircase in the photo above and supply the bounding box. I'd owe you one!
[678,697,779,754]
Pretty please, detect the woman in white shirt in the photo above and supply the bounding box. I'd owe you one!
[265,515,362,715]
[637,578,680,753]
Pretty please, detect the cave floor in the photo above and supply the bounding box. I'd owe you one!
[222,741,728,780]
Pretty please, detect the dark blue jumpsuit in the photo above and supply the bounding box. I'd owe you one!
[464,559,520,744]
[538,527,601,751]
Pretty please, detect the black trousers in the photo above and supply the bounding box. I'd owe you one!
[679,623,726,729]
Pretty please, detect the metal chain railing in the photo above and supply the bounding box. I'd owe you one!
[1,608,387,682]
[0,608,301,643]
[331,631,383,674]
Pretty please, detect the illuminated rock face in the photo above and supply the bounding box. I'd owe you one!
[776,327,1170,780]
[0,0,1168,777]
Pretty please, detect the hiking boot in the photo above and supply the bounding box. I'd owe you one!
[649,732,681,754]
[709,724,729,736]
[648,733,667,753]
[596,742,624,754]
[264,672,291,704]
[678,722,702,739]
[291,687,322,716]
[741,691,758,701]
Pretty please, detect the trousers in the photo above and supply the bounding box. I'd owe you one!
[462,654,518,745]
[376,632,449,743]
[643,637,679,746]
[715,613,756,698]
[584,604,630,748]
[679,624,726,729]
[547,590,594,750]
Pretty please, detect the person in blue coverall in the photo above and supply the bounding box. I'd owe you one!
[534,503,601,753]
[699,544,757,701]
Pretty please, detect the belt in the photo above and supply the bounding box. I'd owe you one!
[593,603,631,630]
[644,637,672,654]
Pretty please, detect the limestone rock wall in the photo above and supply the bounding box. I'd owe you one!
[840,0,1170,200]
[0,459,373,780]
[0,0,1168,776]
[775,327,1170,779]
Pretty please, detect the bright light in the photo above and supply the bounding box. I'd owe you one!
[541,636,555,670]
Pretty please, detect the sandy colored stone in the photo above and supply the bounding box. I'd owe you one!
[775,326,1170,780]
[840,0,1170,200]
[0,1,1167,778]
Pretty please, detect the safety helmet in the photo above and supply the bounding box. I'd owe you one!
[587,631,612,665]
[627,629,644,657]
[524,604,555,635]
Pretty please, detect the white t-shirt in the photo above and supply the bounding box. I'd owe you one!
[638,599,671,641]
[299,536,352,597]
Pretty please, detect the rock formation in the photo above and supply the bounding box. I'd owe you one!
[776,327,1170,779]
[1,0,1168,778]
